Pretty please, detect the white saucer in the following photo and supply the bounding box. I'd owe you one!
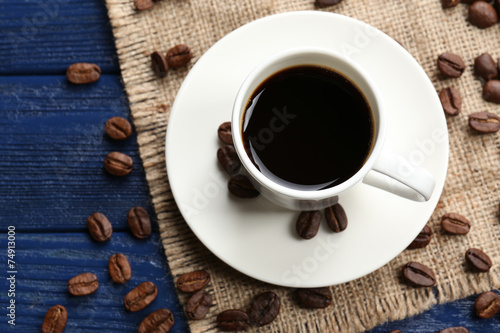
[166,11,448,288]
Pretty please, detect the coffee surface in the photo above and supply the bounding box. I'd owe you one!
[242,65,374,190]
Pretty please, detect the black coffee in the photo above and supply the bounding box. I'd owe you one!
[242,65,374,191]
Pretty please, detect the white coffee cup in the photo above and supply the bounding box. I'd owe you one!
[231,47,435,210]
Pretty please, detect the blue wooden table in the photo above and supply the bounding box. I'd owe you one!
[0,1,498,332]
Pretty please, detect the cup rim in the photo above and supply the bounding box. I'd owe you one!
[231,46,387,201]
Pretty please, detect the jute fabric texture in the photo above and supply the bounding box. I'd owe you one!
[105,0,500,332]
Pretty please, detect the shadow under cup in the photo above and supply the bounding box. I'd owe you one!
[231,47,386,211]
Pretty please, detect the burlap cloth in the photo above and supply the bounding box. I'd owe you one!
[105,0,500,332]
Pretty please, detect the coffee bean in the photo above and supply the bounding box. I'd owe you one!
[389,330,403,333]
[104,152,133,176]
[315,0,343,7]
[177,270,210,293]
[468,111,500,133]
[466,248,492,272]
[439,328,469,333]
[296,210,321,239]
[402,262,436,287]
[138,308,175,333]
[105,117,132,141]
[42,305,67,333]
[474,291,500,318]
[437,52,465,78]
[295,287,332,308]
[134,0,155,11]
[217,145,241,175]
[474,53,498,81]
[68,272,99,296]
[218,122,233,145]
[151,51,169,77]
[217,310,250,331]
[442,0,460,8]
[228,174,260,198]
[109,253,132,284]
[324,203,348,233]
[186,290,213,320]
[66,63,101,84]
[166,44,193,68]
[482,80,500,103]
[408,225,432,249]
[87,212,113,242]
[128,206,152,239]
[469,1,498,28]
[439,87,462,116]
[124,281,158,312]
[441,213,470,235]
[249,291,280,326]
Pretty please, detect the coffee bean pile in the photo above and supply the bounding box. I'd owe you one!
[442,0,499,29]
[151,44,193,77]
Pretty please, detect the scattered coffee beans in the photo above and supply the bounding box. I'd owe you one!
[177,270,211,293]
[295,287,332,308]
[482,80,500,103]
[439,328,469,333]
[128,206,152,239]
[324,203,348,233]
[402,262,436,287]
[68,272,99,296]
[474,291,500,318]
[474,53,498,81]
[138,308,175,333]
[87,212,113,242]
[166,44,193,68]
[218,122,233,145]
[249,291,281,326]
[217,309,250,331]
[151,51,169,77]
[469,1,498,29]
[468,111,500,133]
[408,225,432,249]
[465,248,492,272]
[105,116,132,141]
[134,0,155,11]
[296,210,321,239]
[108,253,132,284]
[104,151,133,176]
[439,87,462,116]
[442,0,460,8]
[441,213,470,235]
[217,145,241,175]
[228,174,260,198]
[437,52,465,78]
[315,0,343,7]
[66,63,101,84]
[124,281,158,312]
[42,305,67,333]
[186,290,213,320]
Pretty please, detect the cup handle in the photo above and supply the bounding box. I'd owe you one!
[370,150,436,201]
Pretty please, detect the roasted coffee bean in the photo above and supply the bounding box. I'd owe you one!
[437,52,465,78]
[109,253,132,284]
[166,44,193,68]
[439,328,469,333]
[138,308,175,333]
[42,305,67,333]
[68,272,99,296]
[66,62,101,84]
[482,80,500,103]
[177,270,210,292]
[439,87,462,116]
[296,210,321,239]
[402,262,436,287]
[324,203,348,233]
[217,145,241,175]
[389,330,403,333]
[151,51,169,77]
[128,206,152,239]
[408,225,432,249]
[474,53,498,81]
[466,248,492,272]
[186,290,213,320]
[104,151,133,176]
[124,281,158,312]
[469,1,498,28]
[468,111,500,133]
[134,0,155,11]
[218,122,233,145]
[441,213,470,235]
[474,291,500,318]
[295,287,332,308]
[315,0,343,7]
[105,116,132,141]
[249,291,281,326]
[217,309,250,331]
[87,212,113,242]
[228,174,260,198]
[442,0,460,8]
